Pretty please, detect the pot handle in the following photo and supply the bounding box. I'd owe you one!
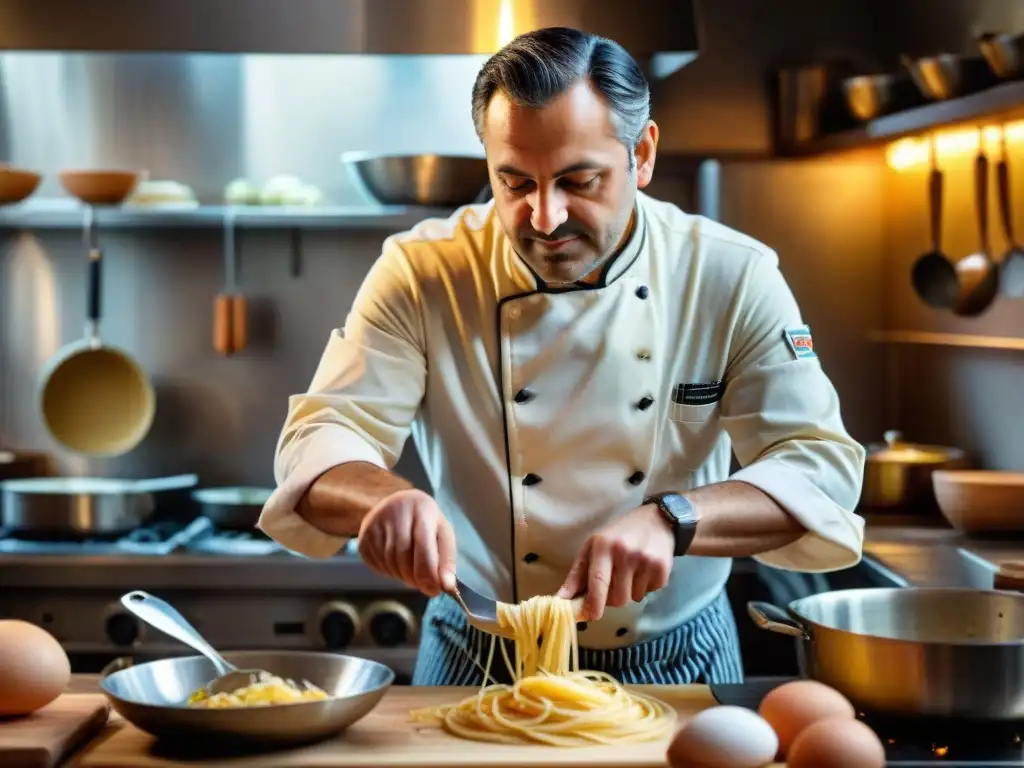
[747,601,810,639]
[100,656,134,678]
[129,474,199,494]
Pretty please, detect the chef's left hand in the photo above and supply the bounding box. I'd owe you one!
[556,503,674,621]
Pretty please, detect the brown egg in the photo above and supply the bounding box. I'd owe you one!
[758,679,856,757]
[787,717,886,768]
[0,620,70,715]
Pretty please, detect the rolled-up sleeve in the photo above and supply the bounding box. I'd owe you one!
[257,240,426,558]
[722,251,866,573]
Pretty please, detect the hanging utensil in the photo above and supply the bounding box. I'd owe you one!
[953,129,1000,316]
[997,127,1024,298]
[38,206,155,456]
[213,211,248,356]
[910,135,958,308]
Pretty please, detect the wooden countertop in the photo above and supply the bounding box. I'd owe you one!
[64,675,787,768]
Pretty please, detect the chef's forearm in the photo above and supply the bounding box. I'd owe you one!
[683,480,805,558]
[296,461,414,537]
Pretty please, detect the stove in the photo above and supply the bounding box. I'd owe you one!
[713,679,1024,767]
[0,517,424,684]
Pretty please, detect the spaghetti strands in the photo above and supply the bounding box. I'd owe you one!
[412,595,676,746]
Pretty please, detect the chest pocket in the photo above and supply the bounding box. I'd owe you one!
[668,381,724,472]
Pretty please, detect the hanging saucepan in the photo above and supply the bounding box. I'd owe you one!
[39,207,155,456]
[861,430,968,512]
[191,486,272,530]
[0,474,198,536]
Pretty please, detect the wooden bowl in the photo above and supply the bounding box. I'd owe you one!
[58,170,141,206]
[933,470,1024,533]
[0,166,41,204]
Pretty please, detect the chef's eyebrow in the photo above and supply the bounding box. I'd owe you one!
[495,161,608,178]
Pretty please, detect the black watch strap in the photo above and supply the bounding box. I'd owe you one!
[644,492,700,557]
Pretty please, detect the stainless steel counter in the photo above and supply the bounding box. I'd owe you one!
[0,551,404,591]
[862,522,1024,590]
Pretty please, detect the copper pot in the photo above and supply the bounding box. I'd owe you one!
[861,430,969,512]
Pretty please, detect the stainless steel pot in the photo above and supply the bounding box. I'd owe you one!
[861,430,968,512]
[100,651,394,746]
[192,486,272,530]
[0,474,197,535]
[749,588,1024,719]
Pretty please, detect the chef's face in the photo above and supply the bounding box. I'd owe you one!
[481,80,658,285]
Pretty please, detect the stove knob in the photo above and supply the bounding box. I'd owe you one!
[104,610,141,647]
[364,600,418,648]
[315,601,360,650]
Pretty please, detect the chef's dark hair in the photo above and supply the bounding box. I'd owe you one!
[471,27,651,168]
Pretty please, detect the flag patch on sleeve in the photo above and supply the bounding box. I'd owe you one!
[783,325,816,360]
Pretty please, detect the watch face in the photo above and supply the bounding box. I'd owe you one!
[662,493,699,526]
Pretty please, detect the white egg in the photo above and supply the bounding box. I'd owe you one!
[668,705,779,768]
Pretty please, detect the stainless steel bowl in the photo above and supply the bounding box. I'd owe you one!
[100,651,394,746]
[903,53,999,100]
[342,152,489,207]
[979,31,1024,79]
[842,71,924,121]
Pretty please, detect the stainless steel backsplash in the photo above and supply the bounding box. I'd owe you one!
[0,52,711,485]
[0,51,490,204]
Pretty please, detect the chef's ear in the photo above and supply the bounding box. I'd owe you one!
[633,120,659,189]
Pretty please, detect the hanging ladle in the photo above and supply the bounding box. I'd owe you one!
[952,128,999,316]
[213,209,248,356]
[998,126,1024,299]
[910,134,958,308]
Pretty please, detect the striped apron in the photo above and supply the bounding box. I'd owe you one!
[411,589,744,686]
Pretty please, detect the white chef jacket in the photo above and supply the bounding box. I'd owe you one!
[258,191,866,650]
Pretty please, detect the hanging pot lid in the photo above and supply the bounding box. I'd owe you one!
[865,430,965,465]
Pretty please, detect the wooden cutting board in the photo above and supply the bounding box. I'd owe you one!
[0,694,110,768]
[78,685,785,768]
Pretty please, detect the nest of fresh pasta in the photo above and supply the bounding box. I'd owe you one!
[411,595,676,746]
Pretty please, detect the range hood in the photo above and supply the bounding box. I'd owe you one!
[0,0,699,78]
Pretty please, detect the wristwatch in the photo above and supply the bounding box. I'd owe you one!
[643,492,700,557]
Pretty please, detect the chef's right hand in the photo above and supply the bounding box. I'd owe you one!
[357,489,457,598]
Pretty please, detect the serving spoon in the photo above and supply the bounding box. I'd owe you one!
[121,590,283,697]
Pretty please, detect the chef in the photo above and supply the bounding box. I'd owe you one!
[258,27,866,686]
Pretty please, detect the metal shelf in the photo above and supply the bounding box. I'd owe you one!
[869,330,1024,351]
[780,79,1024,157]
[0,200,454,231]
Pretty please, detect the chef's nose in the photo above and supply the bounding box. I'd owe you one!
[529,189,568,235]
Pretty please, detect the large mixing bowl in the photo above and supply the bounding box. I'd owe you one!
[342,152,490,207]
[100,651,394,746]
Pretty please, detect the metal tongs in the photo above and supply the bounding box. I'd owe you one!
[450,578,585,639]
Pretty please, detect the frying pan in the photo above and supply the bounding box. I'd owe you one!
[99,651,394,746]
[191,486,272,530]
[0,473,198,536]
[39,208,154,456]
